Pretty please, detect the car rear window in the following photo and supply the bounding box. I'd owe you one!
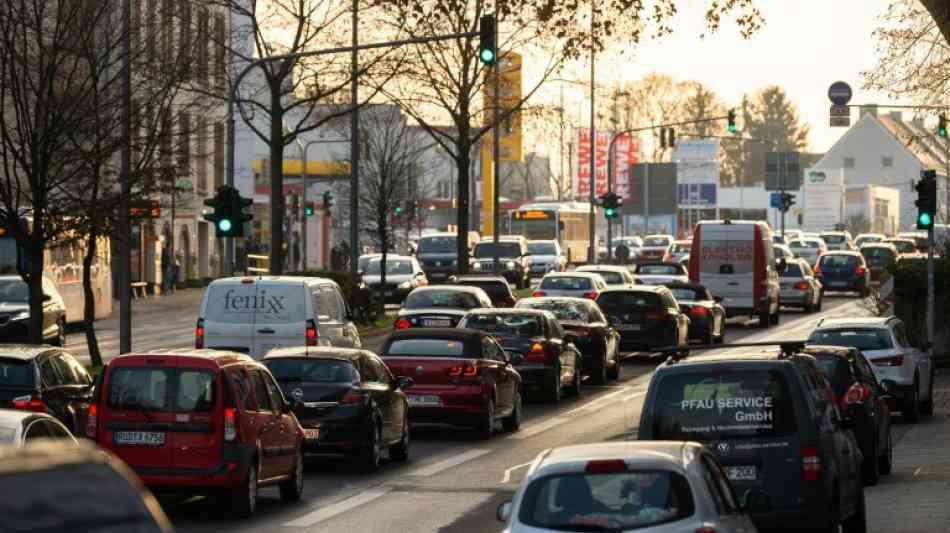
[384,338,468,357]
[264,358,359,384]
[518,300,589,322]
[887,240,916,254]
[585,270,623,284]
[457,281,507,299]
[638,264,681,275]
[460,313,543,337]
[790,240,820,249]
[540,276,592,291]
[820,255,859,268]
[404,289,479,309]
[780,263,803,277]
[808,328,894,351]
[644,237,671,247]
[597,292,659,313]
[822,234,846,244]
[667,288,704,302]
[651,370,798,440]
[203,283,307,325]
[0,358,34,388]
[518,470,694,530]
[106,367,215,412]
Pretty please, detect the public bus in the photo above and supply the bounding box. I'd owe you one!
[0,224,113,323]
[508,201,596,264]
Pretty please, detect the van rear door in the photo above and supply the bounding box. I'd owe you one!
[164,358,222,472]
[251,279,309,358]
[691,223,756,312]
[202,280,257,354]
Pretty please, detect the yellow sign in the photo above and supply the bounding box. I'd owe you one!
[482,51,523,163]
[513,210,553,220]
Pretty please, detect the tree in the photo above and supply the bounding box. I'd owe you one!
[679,81,728,139]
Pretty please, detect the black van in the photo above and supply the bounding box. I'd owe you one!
[637,343,867,533]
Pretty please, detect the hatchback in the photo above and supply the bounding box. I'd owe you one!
[779,258,823,312]
[0,346,93,433]
[532,272,608,299]
[362,255,428,304]
[575,265,637,289]
[90,349,305,517]
[854,233,885,248]
[595,286,690,352]
[394,285,493,329]
[815,252,870,297]
[0,408,77,447]
[859,243,897,283]
[0,276,67,346]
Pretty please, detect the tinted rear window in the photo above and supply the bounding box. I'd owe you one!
[862,248,895,264]
[597,292,659,313]
[790,240,820,249]
[384,338,468,357]
[264,358,359,384]
[808,328,893,351]
[651,370,798,440]
[820,255,859,268]
[404,290,479,309]
[585,270,624,284]
[540,276,592,291]
[667,288,705,301]
[0,358,34,388]
[644,237,671,247]
[203,284,307,325]
[474,242,521,258]
[457,281,508,299]
[638,265,681,275]
[461,313,543,336]
[107,367,215,412]
[418,236,456,253]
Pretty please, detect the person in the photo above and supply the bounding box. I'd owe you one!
[161,245,171,291]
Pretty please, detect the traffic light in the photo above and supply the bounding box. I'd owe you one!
[939,114,947,138]
[478,15,496,66]
[600,192,621,219]
[916,170,938,230]
[304,202,315,217]
[394,204,403,216]
[322,190,334,210]
[204,185,252,238]
[779,192,796,212]
[727,109,737,133]
[667,127,675,148]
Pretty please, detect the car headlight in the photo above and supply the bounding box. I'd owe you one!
[473,262,482,270]
[398,281,412,289]
[11,311,29,321]
[506,261,516,269]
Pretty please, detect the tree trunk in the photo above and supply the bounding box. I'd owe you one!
[269,100,285,275]
[456,129,472,275]
[25,242,44,345]
[83,228,102,368]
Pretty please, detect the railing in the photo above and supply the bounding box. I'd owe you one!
[247,254,269,274]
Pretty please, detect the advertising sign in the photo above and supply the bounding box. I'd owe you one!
[573,129,641,201]
[673,140,719,208]
[802,167,844,231]
[628,163,678,215]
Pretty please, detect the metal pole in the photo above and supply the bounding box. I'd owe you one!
[644,163,650,234]
[300,141,308,270]
[780,152,786,238]
[559,85,565,202]
[118,0,132,354]
[587,10,596,264]
[927,224,935,347]
[169,190,176,294]
[349,0,360,275]
[492,51,501,273]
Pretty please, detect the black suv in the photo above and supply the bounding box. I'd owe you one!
[471,237,530,289]
[0,346,94,434]
[637,342,866,533]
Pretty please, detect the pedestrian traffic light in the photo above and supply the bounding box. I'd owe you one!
[728,109,737,133]
[322,190,334,210]
[204,185,252,238]
[939,114,947,138]
[479,14,496,66]
[916,170,938,230]
[304,202,315,216]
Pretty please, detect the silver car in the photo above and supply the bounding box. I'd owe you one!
[820,231,855,251]
[526,240,567,277]
[534,272,608,299]
[498,441,761,533]
[788,238,827,266]
[778,258,823,312]
[575,265,636,289]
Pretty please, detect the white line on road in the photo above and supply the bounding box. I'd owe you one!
[621,391,645,403]
[282,487,393,528]
[509,416,570,440]
[407,448,490,477]
[563,387,630,416]
[501,461,535,484]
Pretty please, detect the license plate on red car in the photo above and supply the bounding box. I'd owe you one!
[113,431,165,446]
[408,395,442,407]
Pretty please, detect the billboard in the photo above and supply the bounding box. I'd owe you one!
[802,167,844,230]
[673,140,719,208]
[573,129,641,201]
[628,163,678,215]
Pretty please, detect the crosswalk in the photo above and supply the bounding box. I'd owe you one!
[66,315,196,364]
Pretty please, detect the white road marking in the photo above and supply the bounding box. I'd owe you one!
[622,391,645,402]
[563,387,630,416]
[407,448,490,477]
[282,487,393,528]
[509,416,570,440]
[501,461,534,484]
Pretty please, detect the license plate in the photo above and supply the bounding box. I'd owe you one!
[113,431,165,446]
[408,395,442,406]
[618,324,641,331]
[829,281,847,287]
[304,428,320,441]
[385,291,394,297]
[423,319,451,327]
[725,465,757,481]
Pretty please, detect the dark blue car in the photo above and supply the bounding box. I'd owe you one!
[815,251,870,297]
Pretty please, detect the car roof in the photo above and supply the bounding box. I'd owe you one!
[532,441,698,476]
[518,296,594,305]
[543,271,603,279]
[112,349,255,367]
[452,275,508,284]
[662,281,710,293]
[821,250,862,256]
[420,232,458,238]
[803,345,858,359]
[599,285,665,294]
[0,345,59,361]
[821,231,847,235]
[527,239,557,243]
[387,328,487,342]
[366,254,413,261]
[576,265,628,273]
[465,307,550,316]
[262,346,372,361]
[658,347,799,368]
[860,243,896,249]
[208,275,333,286]
[814,317,896,330]
[412,285,488,295]
[637,261,683,267]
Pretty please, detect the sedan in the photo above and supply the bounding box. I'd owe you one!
[458,309,582,402]
[380,328,522,439]
[595,286,690,352]
[574,265,637,289]
[394,285,493,329]
[262,347,412,472]
[362,255,428,304]
[663,282,726,344]
[805,345,893,486]
[532,272,607,300]
[0,409,77,447]
[515,297,622,385]
[630,262,689,285]
[0,276,67,346]
[779,258,823,312]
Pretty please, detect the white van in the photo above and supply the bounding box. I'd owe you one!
[196,276,361,358]
[688,220,781,328]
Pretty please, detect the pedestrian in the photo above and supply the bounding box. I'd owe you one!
[161,245,171,292]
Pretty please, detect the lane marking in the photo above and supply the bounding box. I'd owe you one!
[282,487,393,528]
[509,416,570,440]
[622,391,645,402]
[563,388,630,416]
[501,461,534,484]
[407,448,490,477]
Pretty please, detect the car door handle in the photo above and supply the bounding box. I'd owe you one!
[257,328,275,334]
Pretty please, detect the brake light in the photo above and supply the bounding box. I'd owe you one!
[582,291,599,300]
[306,319,319,345]
[85,403,98,438]
[12,394,45,413]
[448,365,480,377]
[843,383,869,408]
[224,407,237,442]
[585,459,627,474]
[795,281,810,291]
[394,318,411,329]
[532,291,546,297]
[872,355,904,367]
[689,306,708,317]
[855,265,867,276]
[195,318,205,349]
[801,446,821,481]
[340,388,366,405]
[526,343,547,364]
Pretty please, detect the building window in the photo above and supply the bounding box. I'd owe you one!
[843,157,855,168]
[882,156,893,168]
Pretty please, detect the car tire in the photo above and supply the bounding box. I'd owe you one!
[879,428,893,475]
[758,309,770,329]
[231,460,258,518]
[920,367,935,416]
[477,400,495,440]
[770,306,780,325]
[546,368,562,404]
[502,391,522,433]
[279,449,304,502]
[569,360,582,397]
[591,350,608,385]
[804,298,814,313]
[359,421,382,472]
[842,488,867,533]
[607,354,620,381]
[389,418,410,462]
[903,379,921,423]
[53,320,66,347]
[862,434,880,486]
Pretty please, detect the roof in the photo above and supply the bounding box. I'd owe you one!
[517,296,596,305]
[386,328,487,342]
[661,281,710,293]
[114,349,254,366]
[365,254,413,262]
[420,232,459,238]
[542,271,603,279]
[413,285,488,295]
[0,345,58,361]
[599,285,665,294]
[803,345,859,358]
[533,442,696,475]
[0,409,50,429]
[661,349,790,367]
[821,250,863,256]
[576,265,629,273]
[209,276,331,286]
[636,262,683,267]
[262,346,369,361]
[464,307,549,316]
[814,317,896,330]
[451,275,508,283]
[526,239,557,243]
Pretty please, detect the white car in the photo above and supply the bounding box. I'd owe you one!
[526,240,567,276]
[663,239,691,263]
[575,265,637,289]
[788,238,827,267]
[820,231,855,251]
[533,272,608,299]
[854,233,886,248]
[497,441,761,533]
[638,234,675,262]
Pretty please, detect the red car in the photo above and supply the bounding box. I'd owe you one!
[380,329,522,439]
[88,350,304,517]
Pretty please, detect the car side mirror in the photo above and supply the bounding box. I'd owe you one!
[741,489,770,514]
[497,501,512,522]
[396,376,414,390]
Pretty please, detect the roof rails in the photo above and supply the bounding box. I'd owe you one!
[659,340,809,364]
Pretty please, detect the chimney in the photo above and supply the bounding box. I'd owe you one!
[859,105,879,118]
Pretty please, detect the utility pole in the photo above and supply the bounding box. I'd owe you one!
[492,45,501,274]
[558,84,565,202]
[118,0,132,355]
[349,0,360,275]
[586,9,597,264]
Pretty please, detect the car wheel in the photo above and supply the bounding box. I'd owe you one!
[607,352,620,381]
[903,378,921,423]
[862,434,880,486]
[770,307,780,325]
[477,400,495,440]
[279,449,304,502]
[592,349,608,385]
[879,428,893,475]
[569,360,582,397]
[920,367,935,415]
[842,487,867,533]
[359,421,382,472]
[758,309,770,329]
[53,320,66,347]
[502,391,522,433]
[546,368,562,404]
[804,298,814,313]
[389,417,410,462]
[231,459,258,518]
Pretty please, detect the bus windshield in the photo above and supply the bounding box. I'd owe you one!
[510,215,556,240]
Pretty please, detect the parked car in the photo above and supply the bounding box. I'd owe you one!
[820,230,856,251]
[638,342,867,533]
[638,234,675,262]
[854,233,886,248]
[416,232,479,282]
[0,441,173,533]
[575,264,637,289]
[472,236,531,289]
[815,251,871,297]
[0,276,67,346]
[631,262,690,285]
[788,238,828,267]
[663,239,692,263]
[458,308,583,402]
[779,258,824,312]
[532,272,608,300]
[884,238,918,256]
[526,240,567,277]
[450,275,517,307]
[262,347,411,472]
[514,297,621,384]
[198,276,361,359]
[809,316,934,422]
[0,346,93,434]
[594,286,690,352]
[362,255,428,304]
[497,441,762,533]
[663,282,726,344]
[0,409,77,446]
[859,243,898,283]
[394,285,493,329]
[89,349,305,517]
[380,328,522,439]
[804,345,893,486]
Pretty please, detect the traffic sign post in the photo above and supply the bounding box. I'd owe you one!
[828,82,853,127]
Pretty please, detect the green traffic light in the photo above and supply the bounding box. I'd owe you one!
[728,124,737,134]
[395,207,402,215]
[304,207,314,216]
[604,208,615,217]
[940,127,947,138]
[919,212,933,227]
[480,48,495,64]
[218,219,232,233]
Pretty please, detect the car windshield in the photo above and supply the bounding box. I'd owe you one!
[474,242,522,258]
[519,300,589,322]
[461,313,543,337]
[384,338,467,357]
[644,237,670,247]
[107,368,215,412]
[780,263,803,277]
[540,276,592,291]
[457,280,508,300]
[808,328,894,351]
[668,288,704,301]
[366,258,413,275]
[790,240,820,249]
[820,255,859,268]
[584,270,624,284]
[597,292,659,313]
[527,242,557,255]
[652,370,798,440]
[404,290,479,309]
[518,470,695,531]
[418,236,456,253]
[264,358,360,384]
[822,234,847,244]
[0,358,35,388]
[0,279,29,303]
[638,265,680,275]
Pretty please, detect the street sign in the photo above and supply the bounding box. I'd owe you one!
[770,192,780,209]
[628,163,677,215]
[829,104,850,127]
[765,151,801,191]
[828,81,853,106]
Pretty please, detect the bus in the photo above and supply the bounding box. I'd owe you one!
[0,226,113,323]
[508,201,596,264]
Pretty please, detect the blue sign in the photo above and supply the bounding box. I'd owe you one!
[770,192,781,208]
[828,81,853,106]
[677,184,717,207]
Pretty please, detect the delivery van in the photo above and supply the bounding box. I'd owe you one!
[688,220,781,328]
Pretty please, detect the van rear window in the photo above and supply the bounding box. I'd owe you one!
[651,370,797,441]
[0,358,34,388]
[203,284,307,325]
[107,368,215,412]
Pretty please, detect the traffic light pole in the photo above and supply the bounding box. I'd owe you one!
[928,225,935,349]
[492,43,501,274]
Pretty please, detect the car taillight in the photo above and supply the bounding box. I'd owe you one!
[195,318,205,349]
[689,306,708,317]
[532,291,546,297]
[585,459,627,474]
[12,394,46,413]
[855,265,867,276]
[306,319,319,346]
[872,355,904,367]
[842,383,869,408]
[795,281,810,291]
[801,446,821,481]
[526,343,546,363]
[448,365,479,377]
[394,318,412,329]
[340,388,367,405]
[85,403,98,438]
[224,407,237,442]
[582,291,599,300]
[695,528,718,533]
